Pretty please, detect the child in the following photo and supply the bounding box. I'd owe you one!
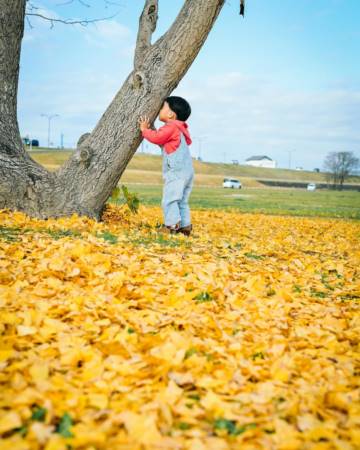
[139,96,194,236]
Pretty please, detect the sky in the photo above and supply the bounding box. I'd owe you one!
[19,0,360,170]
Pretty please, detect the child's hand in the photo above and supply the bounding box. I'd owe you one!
[139,116,150,132]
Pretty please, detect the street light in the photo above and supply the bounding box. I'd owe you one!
[41,113,59,148]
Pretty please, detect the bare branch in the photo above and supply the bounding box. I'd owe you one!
[26,2,40,12]
[57,0,91,7]
[25,0,122,27]
[134,0,158,71]
[26,12,118,27]
[75,0,90,7]
[56,0,121,7]
[26,15,34,29]
[104,0,122,7]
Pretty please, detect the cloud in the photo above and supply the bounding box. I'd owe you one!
[19,67,125,147]
[19,14,135,147]
[83,20,132,48]
[22,34,36,44]
[174,72,360,168]
[23,4,133,51]
[19,69,360,168]
[18,54,360,169]
[93,20,131,40]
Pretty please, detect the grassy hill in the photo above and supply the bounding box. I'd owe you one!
[28,148,360,188]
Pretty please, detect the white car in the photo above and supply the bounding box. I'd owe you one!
[223,178,242,189]
[307,183,316,191]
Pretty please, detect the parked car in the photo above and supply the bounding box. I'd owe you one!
[22,137,40,147]
[307,183,316,191]
[223,178,242,189]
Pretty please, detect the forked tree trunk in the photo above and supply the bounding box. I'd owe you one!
[0,0,225,219]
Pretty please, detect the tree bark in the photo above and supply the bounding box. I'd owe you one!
[0,0,225,219]
[0,0,24,154]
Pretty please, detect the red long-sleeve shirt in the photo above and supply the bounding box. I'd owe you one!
[142,120,192,154]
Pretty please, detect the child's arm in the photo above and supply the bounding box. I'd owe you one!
[139,116,174,146]
[142,126,174,145]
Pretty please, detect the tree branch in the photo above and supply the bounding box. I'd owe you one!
[25,0,121,28]
[134,0,158,71]
[26,12,117,28]
[56,0,121,7]
[57,0,91,8]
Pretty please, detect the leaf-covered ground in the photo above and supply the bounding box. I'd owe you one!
[0,206,359,450]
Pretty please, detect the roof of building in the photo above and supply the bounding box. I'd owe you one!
[245,155,273,162]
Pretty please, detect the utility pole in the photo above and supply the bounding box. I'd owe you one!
[193,136,206,160]
[287,150,295,169]
[41,113,59,148]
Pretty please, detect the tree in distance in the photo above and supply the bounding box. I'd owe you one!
[324,151,359,190]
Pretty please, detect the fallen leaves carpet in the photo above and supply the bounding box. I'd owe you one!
[0,206,359,450]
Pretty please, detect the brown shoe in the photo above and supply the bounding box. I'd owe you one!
[177,225,192,236]
[158,223,180,235]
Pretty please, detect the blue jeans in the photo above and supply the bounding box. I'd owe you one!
[162,175,193,227]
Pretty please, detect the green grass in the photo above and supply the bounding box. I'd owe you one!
[28,149,74,167]
[126,233,191,248]
[27,148,360,184]
[116,185,360,220]
[27,149,360,219]
[0,226,82,242]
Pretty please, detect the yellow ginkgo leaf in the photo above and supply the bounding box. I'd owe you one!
[0,411,22,434]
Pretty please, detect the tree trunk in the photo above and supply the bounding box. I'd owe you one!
[0,0,225,219]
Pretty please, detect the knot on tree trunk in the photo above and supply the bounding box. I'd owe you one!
[75,133,93,168]
[132,71,147,90]
[147,4,158,31]
[77,146,93,168]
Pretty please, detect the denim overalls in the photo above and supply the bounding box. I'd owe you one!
[162,133,194,227]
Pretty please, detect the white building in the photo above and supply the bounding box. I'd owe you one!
[245,155,277,168]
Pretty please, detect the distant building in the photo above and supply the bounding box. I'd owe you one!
[245,155,276,168]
